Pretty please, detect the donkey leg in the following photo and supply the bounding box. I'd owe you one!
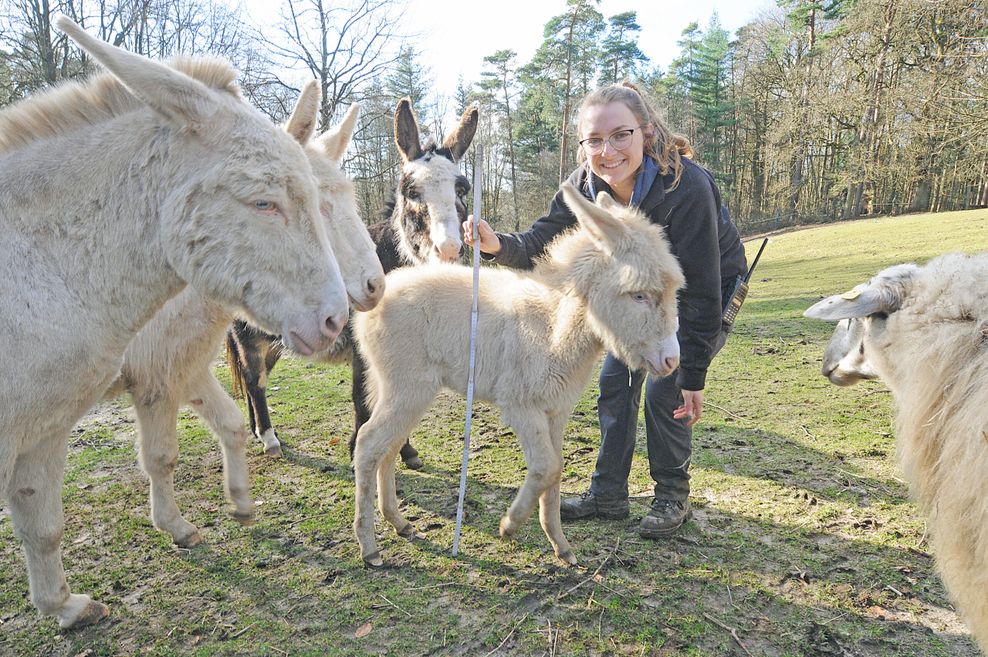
[378,440,425,541]
[246,368,281,457]
[498,407,560,540]
[134,396,201,546]
[538,412,576,565]
[349,350,423,470]
[353,388,436,567]
[9,434,109,628]
[187,370,255,525]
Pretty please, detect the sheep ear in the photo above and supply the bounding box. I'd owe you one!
[804,287,890,321]
[561,184,626,255]
[55,15,220,132]
[315,103,359,162]
[394,97,422,162]
[285,80,321,145]
[804,264,917,320]
[442,105,478,161]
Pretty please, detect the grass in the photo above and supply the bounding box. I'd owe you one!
[1,208,987,657]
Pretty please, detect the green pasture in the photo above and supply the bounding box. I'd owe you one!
[1,209,987,656]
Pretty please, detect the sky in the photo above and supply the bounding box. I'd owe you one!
[243,0,779,101]
[398,0,777,96]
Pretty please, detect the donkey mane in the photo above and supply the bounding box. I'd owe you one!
[532,207,673,293]
[0,56,239,156]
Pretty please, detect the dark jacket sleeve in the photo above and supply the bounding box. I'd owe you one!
[662,165,723,391]
[486,169,584,270]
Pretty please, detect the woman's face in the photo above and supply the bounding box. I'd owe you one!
[580,101,645,194]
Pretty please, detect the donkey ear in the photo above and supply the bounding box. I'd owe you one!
[442,105,479,161]
[394,97,422,162]
[804,264,917,321]
[315,103,359,162]
[285,80,321,145]
[55,15,220,131]
[561,184,626,255]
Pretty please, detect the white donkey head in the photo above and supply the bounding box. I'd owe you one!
[284,83,385,312]
[56,17,348,356]
[392,98,478,264]
[558,183,685,377]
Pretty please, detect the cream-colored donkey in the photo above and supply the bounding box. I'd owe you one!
[0,19,347,628]
[352,183,685,567]
[109,79,382,547]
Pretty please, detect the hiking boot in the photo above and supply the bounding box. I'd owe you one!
[559,491,630,521]
[639,499,692,539]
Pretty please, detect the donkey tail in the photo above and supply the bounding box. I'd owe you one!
[225,329,247,400]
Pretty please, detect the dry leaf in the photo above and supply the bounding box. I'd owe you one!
[355,622,373,638]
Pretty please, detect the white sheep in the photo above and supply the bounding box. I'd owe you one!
[805,252,988,654]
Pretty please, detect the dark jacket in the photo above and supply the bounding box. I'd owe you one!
[490,158,746,390]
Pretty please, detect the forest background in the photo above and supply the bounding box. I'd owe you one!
[1,0,984,235]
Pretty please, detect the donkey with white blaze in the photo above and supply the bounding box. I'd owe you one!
[106,78,382,547]
[805,252,988,654]
[352,183,684,567]
[0,19,347,628]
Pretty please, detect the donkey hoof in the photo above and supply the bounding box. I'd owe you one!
[397,523,425,541]
[362,551,384,568]
[402,456,424,470]
[557,550,578,566]
[231,510,256,526]
[175,530,203,548]
[59,595,109,629]
[498,516,517,539]
[264,444,283,458]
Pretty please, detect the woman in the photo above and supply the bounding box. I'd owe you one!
[465,82,747,538]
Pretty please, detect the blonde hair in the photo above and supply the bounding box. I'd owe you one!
[575,81,692,192]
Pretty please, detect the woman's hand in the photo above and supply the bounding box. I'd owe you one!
[462,215,502,255]
[674,389,704,427]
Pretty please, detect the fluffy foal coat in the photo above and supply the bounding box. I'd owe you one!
[0,20,346,629]
[352,183,685,567]
[806,253,988,654]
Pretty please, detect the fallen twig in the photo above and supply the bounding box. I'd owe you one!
[557,538,620,601]
[378,593,412,618]
[229,622,256,639]
[483,612,530,657]
[707,402,746,421]
[703,613,754,657]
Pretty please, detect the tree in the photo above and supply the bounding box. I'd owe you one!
[480,49,520,229]
[262,0,408,130]
[599,11,647,85]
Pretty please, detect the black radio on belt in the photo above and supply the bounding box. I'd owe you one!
[722,238,768,332]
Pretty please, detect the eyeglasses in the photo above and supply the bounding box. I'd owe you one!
[579,127,640,154]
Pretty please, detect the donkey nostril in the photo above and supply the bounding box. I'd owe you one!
[664,356,679,371]
[323,311,347,340]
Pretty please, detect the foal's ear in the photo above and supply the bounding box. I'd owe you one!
[56,15,222,132]
[442,105,479,161]
[394,97,422,162]
[285,80,321,145]
[561,185,626,255]
[316,103,359,162]
[804,263,917,321]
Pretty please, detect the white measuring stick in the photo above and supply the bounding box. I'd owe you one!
[452,144,483,556]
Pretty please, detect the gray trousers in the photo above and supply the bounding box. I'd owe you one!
[589,329,728,503]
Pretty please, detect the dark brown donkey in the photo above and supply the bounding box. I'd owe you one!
[227,97,478,466]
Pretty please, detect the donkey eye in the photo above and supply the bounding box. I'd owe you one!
[405,186,420,201]
[253,200,277,212]
[631,292,649,304]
